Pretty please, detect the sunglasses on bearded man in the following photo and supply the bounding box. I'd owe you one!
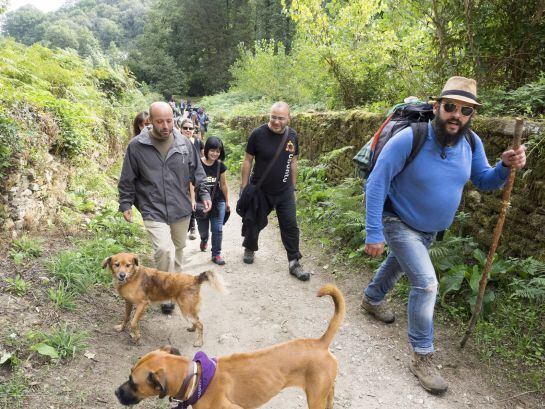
[441,102,474,117]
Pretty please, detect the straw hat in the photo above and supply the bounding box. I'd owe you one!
[437,76,482,106]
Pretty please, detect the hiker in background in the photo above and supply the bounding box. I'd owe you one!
[132,111,149,137]
[118,102,211,315]
[179,117,202,240]
[168,97,180,117]
[360,76,526,394]
[239,101,310,281]
[196,136,230,265]
[197,107,210,139]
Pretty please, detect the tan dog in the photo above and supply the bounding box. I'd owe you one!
[102,252,225,346]
[115,284,345,409]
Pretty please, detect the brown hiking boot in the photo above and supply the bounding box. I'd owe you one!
[409,352,448,395]
[360,295,395,323]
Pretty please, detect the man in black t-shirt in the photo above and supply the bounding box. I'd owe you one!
[240,101,309,281]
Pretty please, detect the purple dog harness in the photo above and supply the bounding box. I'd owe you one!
[171,351,217,408]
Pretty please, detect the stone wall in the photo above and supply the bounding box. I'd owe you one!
[1,153,71,236]
[227,112,545,260]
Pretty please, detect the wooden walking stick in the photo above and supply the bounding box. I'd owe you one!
[460,118,524,348]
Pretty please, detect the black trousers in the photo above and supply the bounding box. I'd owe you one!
[242,188,302,262]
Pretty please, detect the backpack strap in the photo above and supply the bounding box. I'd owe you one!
[464,131,476,152]
[405,122,428,170]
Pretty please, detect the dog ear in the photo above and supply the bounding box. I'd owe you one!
[148,369,167,398]
[159,345,181,355]
[101,256,112,269]
[132,254,139,266]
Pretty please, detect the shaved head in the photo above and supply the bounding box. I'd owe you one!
[271,101,290,114]
[149,101,173,119]
[268,101,291,134]
[148,102,174,140]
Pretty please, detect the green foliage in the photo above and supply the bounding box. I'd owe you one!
[47,237,124,293]
[127,0,294,97]
[10,235,43,264]
[0,113,20,180]
[5,275,30,297]
[285,0,433,108]
[0,368,29,406]
[475,297,545,387]
[3,0,149,60]
[48,283,77,311]
[199,91,275,120]
[297,148,366,254]
[28,324,87,360]
[87,206,146,250]
[481,74,545,118]
[0,39,151,167]
[230,40,330,106]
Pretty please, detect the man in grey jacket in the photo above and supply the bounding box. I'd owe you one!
[118,101,211,314]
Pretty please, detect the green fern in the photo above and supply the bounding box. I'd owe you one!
[510,277,545,302]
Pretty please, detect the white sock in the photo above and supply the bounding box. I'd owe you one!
[289,259,298,268]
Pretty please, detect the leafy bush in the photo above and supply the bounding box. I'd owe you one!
[230,40,330,107]
[482,74,545,118]
[0,39,151,164]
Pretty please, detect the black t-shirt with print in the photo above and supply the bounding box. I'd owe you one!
[201,159,227,202]
[246,124,299,194]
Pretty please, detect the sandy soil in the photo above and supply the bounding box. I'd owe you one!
[3,203,543,409]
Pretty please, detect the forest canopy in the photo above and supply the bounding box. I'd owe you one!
[1,0,544,115]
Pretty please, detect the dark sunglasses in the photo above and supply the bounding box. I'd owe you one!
[182,126,195,130]
[442,102,474,117]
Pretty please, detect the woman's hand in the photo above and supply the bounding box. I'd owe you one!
[225,202,231,212]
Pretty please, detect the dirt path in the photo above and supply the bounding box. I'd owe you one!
[19,200,541,408]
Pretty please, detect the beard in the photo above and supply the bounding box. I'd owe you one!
[432,115,473,147]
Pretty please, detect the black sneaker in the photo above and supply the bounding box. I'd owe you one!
[243,249,254,264]
[161,303,175,315]
[289,261,310,281]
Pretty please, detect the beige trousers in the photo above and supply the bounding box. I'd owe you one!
[143,217,190,272]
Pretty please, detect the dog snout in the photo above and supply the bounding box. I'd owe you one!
[118,271,126,281]
[115,383,141,406]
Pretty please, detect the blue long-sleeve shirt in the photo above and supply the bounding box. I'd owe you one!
[365,122,509,243]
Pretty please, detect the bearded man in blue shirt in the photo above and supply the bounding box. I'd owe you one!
[361,76,526,395]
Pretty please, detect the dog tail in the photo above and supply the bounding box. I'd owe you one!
[197,271,227,294]
[317,284,346,348]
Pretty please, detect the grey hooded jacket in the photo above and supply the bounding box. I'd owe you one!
[118,127,210,224]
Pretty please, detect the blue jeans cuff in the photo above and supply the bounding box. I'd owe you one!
[413,346,434,355]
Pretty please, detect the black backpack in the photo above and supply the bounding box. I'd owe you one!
[353,101,475,180]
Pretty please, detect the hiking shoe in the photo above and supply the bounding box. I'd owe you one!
[160,302,175,315]
[200,240,208,252]
[360,295,395,323]
[289,261,310,281]
[409,352,448,395]
[212,255,226,265]
[188,227,197,240]
[243,249,254,264]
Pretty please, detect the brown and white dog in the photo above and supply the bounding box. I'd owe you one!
[115,284,345,409]
[102,252,225,346]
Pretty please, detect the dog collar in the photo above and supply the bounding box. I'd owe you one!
[171,352,217,409]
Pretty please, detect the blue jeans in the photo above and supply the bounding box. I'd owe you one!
[197,201,225,257]
[364,215,437,354]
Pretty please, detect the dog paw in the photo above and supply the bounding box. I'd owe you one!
[130,332,141,343]
[114,324,125,332]
[193,340,203,347]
